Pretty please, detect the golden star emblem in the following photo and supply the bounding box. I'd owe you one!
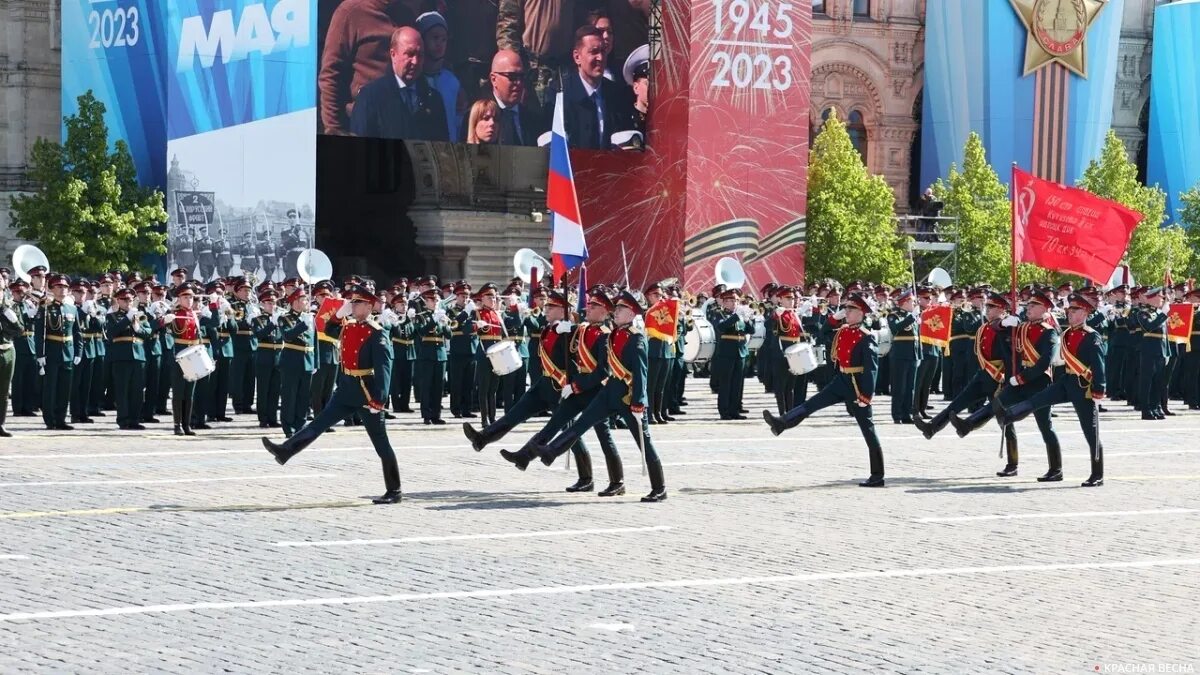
[1010,0,1107,78]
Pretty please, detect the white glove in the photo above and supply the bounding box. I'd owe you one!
[1001,315,1020,327]
[1009,376,1020,386]
[268,314,278,326]
[126,309,136,322]
[380,308,398,327]
[199,306,212,320]
[63,295,75,307]
[632,314,645,333]
[82,299,94,314]
[301,313,315,328]
[433,308,448,324]
[37,357,46,368]
[463,299,476,314]
[406,308,416,319]
[556,320,574,334]
[855,400,869,408]
[774,306,784,317]
[24,302,37,318]
[2,308,16,323]
[162,313,177,323]
[73,356,81,366]
[832,309,846,320]
[334,299,353,319]
[64,312,75,322]
[560,385,574,400]
[246,305,260,321]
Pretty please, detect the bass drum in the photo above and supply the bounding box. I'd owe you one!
[747,316,766,350]
[684,318,716,363]
[875,326,894,357]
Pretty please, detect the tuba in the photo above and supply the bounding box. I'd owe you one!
[297,248,333,284]
[12,244,50,283]
[513,248,551,285]
[714,256,746,290]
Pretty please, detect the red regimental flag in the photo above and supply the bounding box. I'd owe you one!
[919,305,952,348]
[644,298,680,344]
[1012,167,1142,281]
[1166,303,1194,348]
[315,297,342,334]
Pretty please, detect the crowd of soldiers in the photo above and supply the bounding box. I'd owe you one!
[167,210,311,284]
[1,263,1197,502]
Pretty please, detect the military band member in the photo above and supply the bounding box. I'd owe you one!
[913,286,941,420]
[414,287,451,424]
[713,288,751,420]
[644,283,674,424]
[763,293,885,487]
[35,274,79,430]
[228,280,257,414]
[69,281,99,424]
[990,293,1105,486]
[310,280,341,418]
[768,286,810,416]
[446,282,478,418]
[163,284,201,435]
[252,289,283,428]
[153,282,175,416]
[90,276,116,418]
[473,283,505,425]
[107,287,153,430]
[388,291,417,414]
[533,291,667,502]
[133,283,162,424]
[263,286,402,504]
[208,281,237,423]
[0,276,25,436]
[1133,287,1169,420]
[8,279,37,418]
[886,288,920,424]
[500,286,535,410]
[279,287,316,437]
[526,286,549,391]
[947,289,982,399]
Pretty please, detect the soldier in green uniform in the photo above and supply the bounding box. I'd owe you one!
[229,279,258,415]
[35,274,80,430]
[446,282,478,418]
[0,274,26,436]
[499,284,533,411]
[912,286,941,420]
[388,291,417,414]
[134,282,163,424]
[69,280,100,424]
[252,289,283,428]
[106,287,153,430]
[1134,287,1170,420]
[1183,289,1200,410]
[90,275,116,416]
[1103,284,1131,400]
[473,283,506,425]
[8,280,38,418]
[310,280,341,418]
[526,286,549,393]
[278,286,316,437]
[209,280,237,423]
[643,282,674,424]
[713,288,751,420]
[886,288,920,424]
[153,281,175,416]
[414,287,451,424]
[950,289,985,401]
[1123,286,1145,408]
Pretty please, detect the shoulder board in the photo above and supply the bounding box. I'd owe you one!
[1080,325,1096,334]
[600,325,611,334]
[366,317,383,331]
[858,325,872,335]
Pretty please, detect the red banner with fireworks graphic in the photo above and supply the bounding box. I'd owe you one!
[574,0,811,293]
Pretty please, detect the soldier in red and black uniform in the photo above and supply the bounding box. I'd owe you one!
[162,283,202,436]
[769,285,810,415]
[534,290,667,502]
[763,293,886,487]
[995,293,1106,486]
[263,285,402,504]
[473,283,505,425]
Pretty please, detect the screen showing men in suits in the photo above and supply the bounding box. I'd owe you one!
[317,0,651,150]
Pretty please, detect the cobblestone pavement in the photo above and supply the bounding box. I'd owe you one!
[0,381,1197,674]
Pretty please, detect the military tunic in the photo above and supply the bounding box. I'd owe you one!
[35,299,79,429]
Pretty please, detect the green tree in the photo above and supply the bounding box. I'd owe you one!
[1178,184,1200,280]
[805,112,908,285]
[1076,130,1175,285]
[9,91,168,274]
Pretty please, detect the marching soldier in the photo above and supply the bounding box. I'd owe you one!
[713,288,751,420]
[532,290,668,502]
[310,280,341,418]
[263,285,403,504]
[195,226,216,281]
[763,293,885,487]
[446,282,477,418]
[278,286,316,437]
[913,286,941,420]
[36,274,80,430]
[473,283,505,425]
[214,229,235,279]
[8,280,37,418]
[886,288,920,424]
[107,287,153,430]
[229,280,257,415]
[644,282,674,424]
[994,292,1106,487]
[252,289,283,428]
[388,291,417,414]
[1134,287,1169,420]
[414,287,451,424]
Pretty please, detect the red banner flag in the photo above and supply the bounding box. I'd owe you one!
[315,297,343,334]
[919,305,953,349]
[1167,303,1194,350]
[1012,167,1143,281]
[645,298,681,343]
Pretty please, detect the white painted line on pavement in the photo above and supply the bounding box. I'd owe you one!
[1,557,1196,623]
[914,508,1197,524]
[663,460,805,467]
[589,622,635,631]
[274,525,672,548]
[0,473,336,488]
[0,447,370,461]
[1066,449,1200,458]
[0,555,28,560]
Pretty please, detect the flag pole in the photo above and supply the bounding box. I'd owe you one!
[1006,163,1021,460]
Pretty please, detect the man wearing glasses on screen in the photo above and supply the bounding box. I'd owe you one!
[486,49,546,146]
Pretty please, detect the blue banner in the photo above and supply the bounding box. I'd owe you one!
[1146,1,1200,224]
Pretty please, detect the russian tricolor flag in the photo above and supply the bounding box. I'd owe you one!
[547,92,588,282]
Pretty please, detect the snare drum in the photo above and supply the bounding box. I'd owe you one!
[486,341,522,376]
[876,326,894,357]
[784,342,820,375]
[175,344,215,382]
[683,318,716,363]
[747,316,766,350]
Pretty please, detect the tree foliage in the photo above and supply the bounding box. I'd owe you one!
[1178,184,1200,280]
[9,91,168,275]
[804,112,909,285]
[1076,130,1181,286]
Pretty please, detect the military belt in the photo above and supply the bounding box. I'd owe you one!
[317,333,337,344]
[45,335,72,343]
[838,365,864,374]
[720,335,745,341]
[779,336,803,342]
[530,333,542,339]
[450,331,464,337]
[173,338,200,346]
[218,332,231,338]
[113,337,139,343]
[343,367,372,377]
[504,336,525,342]
[81,332,102,338]
[949,335,975,341]
[480,335,502,341]
[282,343,314,352]
[1143,333,1165,338]
[236,331,253,336]
[391,338,414,345]
[893,336,917,342]
[259,342,282,349]
[21,332,33,337]
[422,337,444,344]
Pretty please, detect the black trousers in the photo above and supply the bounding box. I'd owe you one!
[142,353,161,420]
[545,394,663,491]
[889,357,918,422]
[1183,349,1200,407]
[390,357,413,411]
[90,355,112,413]
[11,352,37,415]
[775,374,884,479]
[212,355,232,418]
[1138,350,1165,413]
[415,359,445,421]
[256,358,281,425]
[648,357,668,420]
[113,360,145,428]
[310,362,337,416]
[170,360,196,428]
[713,355,744,418]
[447,355,474,416]
[997,376,1060,470]
[70,355,94,421]
[1107,344,1127,398]
[1003,375,1103,479]
[277,394,401,493]
[1123,349,1140,407]
[231,351,255,412]
[949,348,977,399]
[477,359,500,425]
[914,355,940,413]
[157,348,173,413]
[773,365,808,415]
[1161,354,1179,410]
[280,367,312,436]
[500,359,528,410]
[43,362,72,428]
[536,388,622,484]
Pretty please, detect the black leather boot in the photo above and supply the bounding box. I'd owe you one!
[763,404,807,437]
[181,400,197,436]
[950,403,999,438]
[641,459,666,502]
[913,409,950,440]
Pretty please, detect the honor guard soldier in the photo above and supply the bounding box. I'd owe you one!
[886,288,920,424]
[0,277,25,436]
[1134,287,1170,419]
[107,287,153,430]
[214,229,235,278]
[8,280,37,419]
[251,289,283,428]
[913,285,941,420]
[947,288,982,398]
[388,289,417,414]
[278,286,316,437]
[473,283,505,425]
[414,286,451,424]
[264,285,402,503]
[229,279,257,415]
[768,286,810,415]
[446,282,478,418]
[995,293,1106,486]
[36,274,80,430]
[195,226,216,281]
[466,290,594,475]
[499,287,624,494]
[713,288,752,420]
[134,283,164,424]
[163,283,202,435]
[533,290,667,502]
[644,282,674,424]
[763,293,886,487]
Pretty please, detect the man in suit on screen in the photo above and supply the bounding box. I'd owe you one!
[350,26,450,141]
